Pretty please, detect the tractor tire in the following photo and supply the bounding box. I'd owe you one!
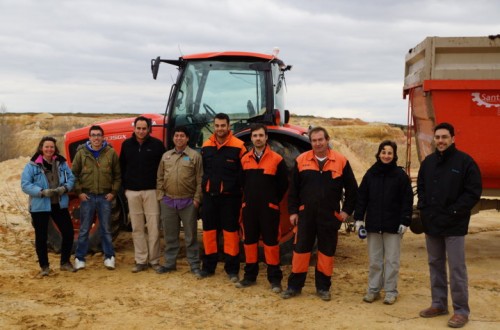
[46,194,125,254]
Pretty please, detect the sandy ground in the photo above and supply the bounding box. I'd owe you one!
[1,157,500,329]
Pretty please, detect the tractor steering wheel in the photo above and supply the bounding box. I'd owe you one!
[203,103,217,118]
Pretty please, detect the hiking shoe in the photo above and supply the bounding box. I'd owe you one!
[156,266,176,274]
[271,283,282,293]
[448,314,468,328]
[192,269,203,279]
[199,269,215,278]
[419,307,449,318]
[60,262,76,272]
[149,263,162,272]
[131,263,148,273]
[363,292,381,303]
[74,258,86,270]
[235,278,256,288]
[316,289,331,301]
[39,266,51,277]
[281,288,301,299]
[104,256,115,270]
[228,273,239,283]
[383,295,397,305]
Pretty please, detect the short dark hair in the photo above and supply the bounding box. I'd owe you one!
[89,125,104,136]
[173,125,190,138]
[250,123,267,135]
[376,140,398,163]
[36,136,60,155]
[214,113,230,124]
[308,126,330,140]
[134,116,152,129]
[434,122,455,137]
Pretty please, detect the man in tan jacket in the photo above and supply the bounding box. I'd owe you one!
[156,126,203,277]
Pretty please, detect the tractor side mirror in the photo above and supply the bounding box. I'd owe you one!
[151,56,161,80]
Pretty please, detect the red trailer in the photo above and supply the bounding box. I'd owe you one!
[404,36,500,212]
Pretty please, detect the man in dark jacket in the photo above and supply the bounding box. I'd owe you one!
[417,122,482,328]
[281,126,358,301]
[200,113,246,281]
[120,116,165,273]
[236,124,288,292]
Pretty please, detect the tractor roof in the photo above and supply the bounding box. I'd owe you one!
[182,51,273,61]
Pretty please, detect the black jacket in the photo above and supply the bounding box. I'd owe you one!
[417,144,482,236]
[119,134,165,191]
[354,161,413,234]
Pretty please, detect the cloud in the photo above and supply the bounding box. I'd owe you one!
[1,0,500,124]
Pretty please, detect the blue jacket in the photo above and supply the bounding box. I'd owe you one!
[21,153,75,212]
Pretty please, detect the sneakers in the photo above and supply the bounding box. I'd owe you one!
[235,278,256,288]
[271,283,282,293]
[383,295,397,305]
[74,258,86,270]
[228,273,239,283]
[419,307,449,318]
[281,288,301,299]
[39,266,51,277]
[104,256,115,270]
[316,289,331,301]
[156,265,176,274]
[363,292,381,303]
[131,263,148,273]
[60,262,76,272]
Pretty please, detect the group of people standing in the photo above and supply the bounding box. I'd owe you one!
[21,115,481,329]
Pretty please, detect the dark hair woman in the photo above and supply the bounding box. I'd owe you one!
[353,140,413,305]
[21,136,76,276]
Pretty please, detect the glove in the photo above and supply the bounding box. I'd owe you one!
[55,186,67,196]
[398,225,408,235]
[41,189,56,197]
[355,221,364,232]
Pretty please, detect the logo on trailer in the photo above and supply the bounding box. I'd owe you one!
[471,92,500,108]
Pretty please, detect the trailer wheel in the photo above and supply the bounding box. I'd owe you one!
[47,194,125,254]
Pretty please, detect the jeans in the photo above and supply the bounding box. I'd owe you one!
[75,193,115,260]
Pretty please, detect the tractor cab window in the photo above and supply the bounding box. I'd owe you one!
[170,60,268,149]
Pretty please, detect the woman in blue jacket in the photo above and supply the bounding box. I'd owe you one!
[353,140,413,305]
[21,136,76,276]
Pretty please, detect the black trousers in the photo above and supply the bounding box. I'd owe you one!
[201,193,241,275]
[31,204,74,268]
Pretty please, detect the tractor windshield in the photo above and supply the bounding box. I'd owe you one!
[170,60,269,148]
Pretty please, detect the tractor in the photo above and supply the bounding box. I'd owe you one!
[50,49,311,259]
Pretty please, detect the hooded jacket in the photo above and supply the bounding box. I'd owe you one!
[354,161,413,233]
[417,144,482,236]
[21,153,75,212]
[71,141,121,196]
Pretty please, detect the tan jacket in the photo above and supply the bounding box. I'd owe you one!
[156,146,203,203]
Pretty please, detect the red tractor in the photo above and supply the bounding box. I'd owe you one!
[50,50,311,260]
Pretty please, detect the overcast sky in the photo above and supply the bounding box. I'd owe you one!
[1,0,500,124]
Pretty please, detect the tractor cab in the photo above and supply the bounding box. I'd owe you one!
[151,51,293,150]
